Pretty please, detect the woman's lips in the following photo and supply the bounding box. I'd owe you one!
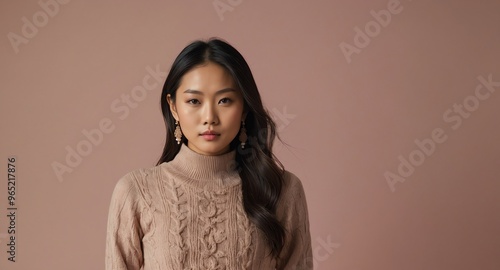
[200,134,220,141]
[200,130,220,141]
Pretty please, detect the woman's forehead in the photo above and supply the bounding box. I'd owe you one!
[179,63,239,95]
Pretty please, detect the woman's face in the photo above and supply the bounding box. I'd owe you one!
[167,62,246,156]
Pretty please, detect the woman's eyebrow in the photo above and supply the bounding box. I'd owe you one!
[183,88,236,95]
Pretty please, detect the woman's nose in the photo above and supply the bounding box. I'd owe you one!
[203,103,219,125]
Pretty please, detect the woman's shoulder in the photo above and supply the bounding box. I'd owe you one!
[280,170,308,203]
[115,165,159,185]
[282,170,306,191]
[111,164,163,200]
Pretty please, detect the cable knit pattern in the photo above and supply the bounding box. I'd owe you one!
[105,143,313,270]
[166,178,188,268]
[197,189,228,269]
[235,190,254,268]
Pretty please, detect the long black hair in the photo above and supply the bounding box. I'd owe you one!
[157,38,287,258]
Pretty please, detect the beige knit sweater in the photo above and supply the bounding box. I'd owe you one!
[105,143,313,269]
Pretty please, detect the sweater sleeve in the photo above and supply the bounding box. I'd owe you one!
[276,171,314,270]
[105,172,144,270]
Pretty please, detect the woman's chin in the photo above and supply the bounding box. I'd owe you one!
[187,140,230,156]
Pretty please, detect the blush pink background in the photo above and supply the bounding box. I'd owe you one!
[1,0,499,269]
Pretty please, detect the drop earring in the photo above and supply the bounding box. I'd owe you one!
[174,120,182,144]
[239,120,247,149]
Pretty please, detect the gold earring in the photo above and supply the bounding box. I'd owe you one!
[239,120,247,149]
[174,120,182,144]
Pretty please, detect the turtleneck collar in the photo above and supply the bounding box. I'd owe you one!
[161,143,241,189]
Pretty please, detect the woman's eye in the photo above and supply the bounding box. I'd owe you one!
[187,99,200,105]
[219,98,232,104]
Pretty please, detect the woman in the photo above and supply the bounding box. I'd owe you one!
[105,38,313,269]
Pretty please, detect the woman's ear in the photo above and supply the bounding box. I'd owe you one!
[166,94,179,121]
